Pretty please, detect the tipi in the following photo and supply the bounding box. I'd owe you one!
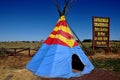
[26,0,94,78]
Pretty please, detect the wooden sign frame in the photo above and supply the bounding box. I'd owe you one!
[92,16,110,52]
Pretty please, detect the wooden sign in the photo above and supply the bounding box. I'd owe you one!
[92,16,110,51]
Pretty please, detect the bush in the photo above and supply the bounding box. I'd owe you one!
[111,47,119,53]
[0,49,4,56]
[95,59,120,72]
[95,48,104,53]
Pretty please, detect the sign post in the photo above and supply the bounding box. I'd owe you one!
[92,16,110,53]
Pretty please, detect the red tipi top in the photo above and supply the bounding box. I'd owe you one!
[45,16,78,48]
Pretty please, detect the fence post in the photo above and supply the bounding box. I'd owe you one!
[28,48,31,56]
[14,48,17,57]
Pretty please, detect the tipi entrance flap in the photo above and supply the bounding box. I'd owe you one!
[72,54,85,72]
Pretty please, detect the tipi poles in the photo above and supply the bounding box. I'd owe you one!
[63,0,77,16]
[53,0,77,16]
[53,0,62,16]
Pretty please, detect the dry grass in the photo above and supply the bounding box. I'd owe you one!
[0,56,39,80]
[92,53,120,60]
[0,68,39,80]
[0,53,120,80]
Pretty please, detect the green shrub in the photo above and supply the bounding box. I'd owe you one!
[111,47,119,53]
[0,49,4,56]
[95,59,120,72]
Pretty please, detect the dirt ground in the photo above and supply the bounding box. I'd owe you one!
[49,68,120,80]
[1,68,120,80]
[0,53,120,80]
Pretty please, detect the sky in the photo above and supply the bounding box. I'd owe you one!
[0,0,120,41]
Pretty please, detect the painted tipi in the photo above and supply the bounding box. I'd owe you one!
[26,0,94,78]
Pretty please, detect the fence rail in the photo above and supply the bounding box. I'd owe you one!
[0,48,37,57]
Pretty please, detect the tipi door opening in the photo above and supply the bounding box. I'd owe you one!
[72,54,85,72]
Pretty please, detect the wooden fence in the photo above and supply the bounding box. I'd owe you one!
[0,48,37,57]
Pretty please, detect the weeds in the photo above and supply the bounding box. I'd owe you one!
[0,49,4,56]
[95,59,120,72]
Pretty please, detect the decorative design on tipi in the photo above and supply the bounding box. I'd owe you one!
[26,0,94,78]
[45,16,78,48]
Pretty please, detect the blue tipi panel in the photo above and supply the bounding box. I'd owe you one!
[26,44,94,78]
